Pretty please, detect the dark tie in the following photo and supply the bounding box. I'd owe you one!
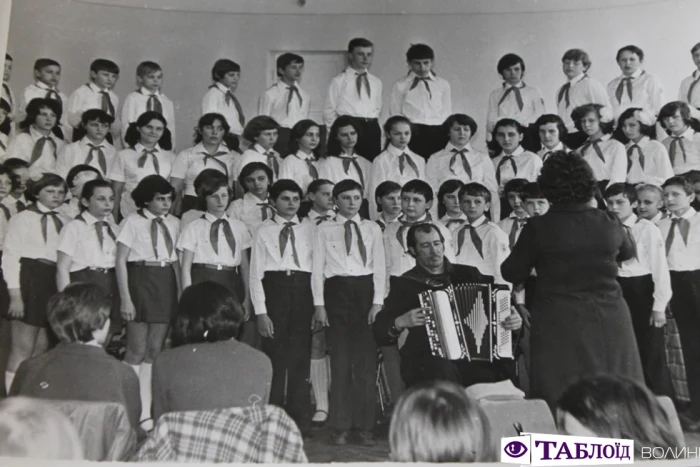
[688,76,700,103]
[580,140,605,163]
[558,82,571,108]
[398,152,419,177]
[622,225,639,262]
[45,88,62,107]
[225,90,245,128]
[95,220,116,251]
[542,151,553,163]
[356,72,371,98]
[138,148,160,175]
[450,148,472,178]
[376,218,386,232]
[340,156,365,191]
[315,214,332,225]
[626,144,645,173]
[344,219,368,266]
[16,199,26,212]
[28,205,63,243]
[306,159,319,180]
[456,224,484,258]
[496,155,518,185]
[30,136,57,165]
[445,218,466,229]
[0,139,5,151]
[151,217,174,260]
[2,83,12,108]
[498,85,524,111]
[100,91,115,116]
[396,218,415,253]
[669,137,687,166]
[147,94,163,115]
[264,151,280,178]
[258,202,274,221]
[410,76,432,99]
[665,217,690,255]
[286,85,303,114]
[279,221,301,268]
[508,218,527,249]
[86,143,107,174]
[615,77,633,104]
[210,218,236,256]
[201,151,229,179]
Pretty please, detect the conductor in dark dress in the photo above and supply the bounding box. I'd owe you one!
[373,223,522,388]
[501,151,645,409]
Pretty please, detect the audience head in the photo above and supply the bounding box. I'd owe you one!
[375,180,402,216]
[390,380,494,462]
[3,158,30,195]
[539,151,596,205]
[195,112,229,146]
[3,53,12,82]
[194,169,232,215]
[521,182,550,217]
[497,53,525,84]
[124,111,172,150]
[48,282,111,345]
[66,164,101,198]
[173,281,246,347]
[80,108,114,142]
[504,178,529,217]
[636,184,664,220]
[0,165,12,201]
[443,113,478,148]
[662,176,695,215]
[307,179,334,212]
[383,115,412,150]
[0,98,10,135]
[658,101,698,135]
[562,48,592,78]
[617,107,655,143]
[0,396,84,460]
[238,162,272,197]
[20,98,62,137]
[556,375,681,458]
[535,114,567,150]
[131,174,175,214]
[494,118,524,154]
[401,179,433,221]
[604,183,638,221]
[79,179,114,217]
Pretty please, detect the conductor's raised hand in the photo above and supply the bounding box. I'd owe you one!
[312,306,329,332]
[502,306,523,331]
[257,314,274,338]
[396,307,430,330]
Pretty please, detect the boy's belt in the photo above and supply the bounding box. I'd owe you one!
[192,263,238,272]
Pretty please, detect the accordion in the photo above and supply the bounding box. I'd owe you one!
[419,283,513,362]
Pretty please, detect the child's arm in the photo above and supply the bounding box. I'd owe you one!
[120,93,138,145]
[609,143,627,185]
[311,226,329,330]
[55,144,71,180]
[486,89,500,135]
[3,215,24,319]
[322,78,340,130]
[55,251,72,292]
[249,228,273,337]
[239,248,253,321]
[389,81,403,117]
[258,89,273,117]
[115,239,136,321]
[111,181,125,222]
[645,224,672,326]
[368,223,386,325]
[179,249,194,291]
[648,75,665,115]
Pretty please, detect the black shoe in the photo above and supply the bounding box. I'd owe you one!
[311,410,328,429]
[358,430,376,446]
[331,430,349,445]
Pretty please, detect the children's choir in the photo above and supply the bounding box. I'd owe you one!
[3,37,700,443]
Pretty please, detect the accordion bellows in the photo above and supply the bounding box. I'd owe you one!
[419,283,513,361]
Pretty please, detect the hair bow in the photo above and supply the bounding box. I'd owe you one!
[633,109,655,126]
[598,106,614,123]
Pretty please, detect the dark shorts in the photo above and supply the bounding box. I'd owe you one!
[19,258,57,328]
[70,267,121,331]
[191,264,244,302]
[127,263,177,324]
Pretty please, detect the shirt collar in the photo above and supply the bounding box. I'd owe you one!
[34,81,57,92]
[623,69,644,80]
[468,215,488,228]
[590,134,611,144]
[135,143,160,153]
[139,87,161,96]
[386,144,408,157]
[627,136,650,148]
[29,126,55,141]
[622,213,638,227]
[214,82,230,93]
[80,210,102,225]
[445,142,472,153]
[500,146,524,157]
[509,211,529,220]
[243,192,268,205]
[542,142,565,152]
[308,209,335,220]
[88,82,108,93]
[673,208,696,220]
[441,212,467,222]
[408,71,434,80]
[81,136,105,148]
[568,73,587,85]
[204,212,229,223]
[293,150,315,161]
[679,127,696,140]
[338,151,357,159]
[279,80,298,89]
[503,81,525,89]
[336,212,362,224]
[273,214,300,225]
[140,209,166,220]
[346,67,368,76]
[254,143,271,155]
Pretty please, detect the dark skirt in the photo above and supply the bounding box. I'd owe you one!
[191,264,244,302]
[19,258,57,328]
[71,268,122,332]
[127,263,177,324]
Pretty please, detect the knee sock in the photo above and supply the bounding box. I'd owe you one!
[5,371,15,394]
[128,363,141,376]
[325,355,331,388]
[139,363,153,426]
[310,357,329,420]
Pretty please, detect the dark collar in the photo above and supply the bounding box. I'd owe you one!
[548,203,595,212]
[402,258,453,287]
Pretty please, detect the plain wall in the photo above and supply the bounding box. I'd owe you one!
[5,0,700,151]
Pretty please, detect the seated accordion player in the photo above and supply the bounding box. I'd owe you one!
[419,283,513,361]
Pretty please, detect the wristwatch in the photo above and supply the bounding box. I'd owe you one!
[388,321,402,338]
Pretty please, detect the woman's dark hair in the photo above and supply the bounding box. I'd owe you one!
[242,115,279,144]
[287,119,320,158]
[171,281,246,347]
[442,113,478,139]
[194,113,230,145]
[131,174,176,208]
[20,98,64,139]
[194,168,232,200]
[238,161,273,192]
[79,179,112,212]
[556,375,681,458]
[326,115,360,157]
[123,111,172,150]
[539,151,597,204]
[535,114,568,143]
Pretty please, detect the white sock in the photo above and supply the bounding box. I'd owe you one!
[310,358,329,420]
[5,371,15,394]
[128,363,141,376]
[325,355,331,389]
[139,363,153,425]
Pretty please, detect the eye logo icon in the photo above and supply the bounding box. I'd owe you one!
[504,440,528,458]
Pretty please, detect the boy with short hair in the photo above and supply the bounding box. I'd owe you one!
[679,42,700,110]
[607,45,665,121]
[557,49,609,149]
[374,180,402,232]
[453,182,510,287]
[202,59,245,150]
[636,183,667,224]
[486,53,545,152]
[323,38,383,161]
[605,183,672,395]
[658,176,700,429]
[658,101,700,175]
[384,180,454,281]
[56,109,116,179]
[259,53,310,155]
[17,58,69,138]
[498,178,530,250]
[1,158,29,216]
[492,119,543,218]
[303,178,335,226]
[249,179,314,433]
[66,59,120,143]
[389,43,451,159]
[121,61,176,149]
[311,179,385,446]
